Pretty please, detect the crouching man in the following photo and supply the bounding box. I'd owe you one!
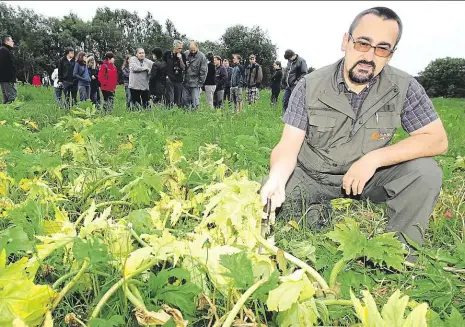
[260,7,448,250]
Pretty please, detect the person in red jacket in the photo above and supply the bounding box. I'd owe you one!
[32,74,41,87]
[98,52,118,113]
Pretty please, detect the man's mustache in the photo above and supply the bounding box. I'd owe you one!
[352,60,376,70]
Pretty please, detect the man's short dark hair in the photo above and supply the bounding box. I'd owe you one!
[2,35,12,44]
[274,60,282,68]
[206,52,214,62]
[233,54,241,61]
[105,52,115,60]
[64,47,74,56]
[152,47,163,59]
[284,49,295,60]
[249,54,256,59]
[349,7,403,47]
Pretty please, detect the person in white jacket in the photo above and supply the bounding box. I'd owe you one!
[51,68,62,104]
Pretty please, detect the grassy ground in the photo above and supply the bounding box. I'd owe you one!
[1,85,464,326]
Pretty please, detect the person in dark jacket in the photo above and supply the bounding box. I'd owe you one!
[282,49,308,112]
[223,59,233,106]
[98,52,119,113]
[163,40,186,108]
[213,56,228,109]
[58,47,77,109]
[150,47,167,106]
[87,55,100,109]
[271,61,283,105]
[245,54,263,105]
[73,51,91,101]
[230,54,245,113]
[0,35,17,104]
[121,55,131,110]
[204,52,216,108]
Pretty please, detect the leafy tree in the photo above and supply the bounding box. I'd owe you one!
[220,25,278,86]
[418,57,465,98]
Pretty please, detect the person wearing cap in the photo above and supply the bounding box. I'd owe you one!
[244,54,263,105]
[282,49,308,113]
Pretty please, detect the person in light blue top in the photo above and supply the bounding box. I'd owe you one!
[73,51,91,101]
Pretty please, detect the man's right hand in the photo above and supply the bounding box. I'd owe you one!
[260,175,286,211]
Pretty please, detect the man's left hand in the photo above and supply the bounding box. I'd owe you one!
[342,154,380,196]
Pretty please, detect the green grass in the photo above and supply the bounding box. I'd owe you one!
[1,85,465,326]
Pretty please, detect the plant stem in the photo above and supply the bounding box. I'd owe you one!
[255,234,329,290]
[96,201,133,209]
[129,226,150,247]
[329,259,346,289]
[52,269,81,289]
[404,260,465,274]
[52,259,90,310]
[90,255,164,319]
[76,173,122,208]
[222,278,268,327]
[319,299,353,306]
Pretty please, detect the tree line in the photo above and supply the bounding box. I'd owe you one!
[0,2,279,86]
[1,2,464,96]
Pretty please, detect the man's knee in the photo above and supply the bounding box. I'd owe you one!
[405,158,443,190]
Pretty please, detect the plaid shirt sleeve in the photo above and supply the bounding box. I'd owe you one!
[282,78,308,131]
[401,77,439,133]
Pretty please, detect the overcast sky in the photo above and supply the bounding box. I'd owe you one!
[5,1,465,75]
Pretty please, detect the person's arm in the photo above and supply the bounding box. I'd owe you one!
[299,58,308,79]
[129,58,147,73]
[73,64,85,81]
[57,60,63,82]
[256,66,263,86]
[260,79,308,208]
[150,63,158,84]
[220,67,228,87]
[97,65,106,86]
[179,53,186,71]
[343,77,448,195]
[199,56,208,85]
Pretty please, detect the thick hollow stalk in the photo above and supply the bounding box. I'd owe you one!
[52,269,81,289]
[52,259,90,310]
[255,234,329,290]
[319,299,353,306]
[222,278,269,327]
[90,255,165,319]
[329,259,346,289]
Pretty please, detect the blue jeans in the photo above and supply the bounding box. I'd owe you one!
[182,86,201,110]
[283,87,292,113]
[54,87,63,105]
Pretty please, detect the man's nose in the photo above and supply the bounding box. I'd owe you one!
[362,47,376,62]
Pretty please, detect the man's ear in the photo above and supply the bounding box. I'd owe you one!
[341,32,349,52]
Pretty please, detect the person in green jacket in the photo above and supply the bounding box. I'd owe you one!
[260,7,448,253]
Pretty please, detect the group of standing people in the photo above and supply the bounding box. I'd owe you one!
[52,48,118,112]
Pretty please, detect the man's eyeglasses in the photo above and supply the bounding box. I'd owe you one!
[348,34,395,58]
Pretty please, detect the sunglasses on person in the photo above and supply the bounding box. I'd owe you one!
[348,34,395,58]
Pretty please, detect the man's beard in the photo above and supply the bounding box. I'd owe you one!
[348,60,376,84]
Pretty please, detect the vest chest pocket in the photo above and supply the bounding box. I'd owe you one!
[362,113,401,154]
[307,115,337,148]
